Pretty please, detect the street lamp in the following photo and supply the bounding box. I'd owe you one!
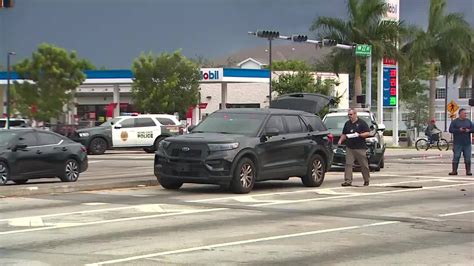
[6,51,16,129]
[248,30,282,104]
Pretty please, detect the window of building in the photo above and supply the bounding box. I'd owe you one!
[459,88,471,99]
[435,112,445,121]
[435,88,446,99]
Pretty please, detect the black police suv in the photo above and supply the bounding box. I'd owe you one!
[154,108,334,193]
[0,129,88,185]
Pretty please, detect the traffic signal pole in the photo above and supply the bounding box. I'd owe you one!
[268,38,272,103]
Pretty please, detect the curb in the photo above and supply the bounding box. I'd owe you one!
[0,179,159,198]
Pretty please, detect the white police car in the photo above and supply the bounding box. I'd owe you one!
[71,114,183,155]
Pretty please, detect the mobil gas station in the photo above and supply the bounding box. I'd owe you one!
[0,67,349,128]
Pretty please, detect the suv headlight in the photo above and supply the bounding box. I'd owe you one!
[158,140,171,150]
[208,142,239,152]
[78,132,90,138]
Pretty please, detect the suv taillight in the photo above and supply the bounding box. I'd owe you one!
[327,133,334,143]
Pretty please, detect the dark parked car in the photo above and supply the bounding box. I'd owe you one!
[154,108,333,193]
[0,129,88,185]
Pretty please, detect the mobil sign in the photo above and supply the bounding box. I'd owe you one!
[200,68,222,82]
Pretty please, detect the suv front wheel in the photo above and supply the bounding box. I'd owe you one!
[302,154,326,187]
[231,158,256,194]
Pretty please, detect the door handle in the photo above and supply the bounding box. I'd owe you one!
[36,150,42,154]
[61,147,68,151]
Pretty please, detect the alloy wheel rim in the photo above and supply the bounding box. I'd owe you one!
[239,164,254,188]
[94,139,105,152]
[66,161,79,181]
[0,164,7,184]
[311,159,323,182]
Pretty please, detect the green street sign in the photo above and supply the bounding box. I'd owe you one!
[355,44,372,57]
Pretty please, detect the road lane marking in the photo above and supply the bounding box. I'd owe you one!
[82,202,108,206]
[439,210,474,217]
[85,221,399,265]
[189,180,443,203]
[0,208,226,236]
[251,182,474,207]
[2,182,472,235]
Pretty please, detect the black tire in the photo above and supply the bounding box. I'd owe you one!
[302,154,326,187]
[0,162,9,186]
[415,139,429,151]
[59,159,80,182]
[379,158,385,169]
[231,158,256,194]
[437,138,449,151]
[88,137,107,155]
[144,136,167,153]
[13,179,28,185]
[158,177,183,190]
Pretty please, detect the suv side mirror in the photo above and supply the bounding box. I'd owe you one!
[114,123,122,129]
[377,123,386,131]
[188,125,196,132]
[265,128,280,137]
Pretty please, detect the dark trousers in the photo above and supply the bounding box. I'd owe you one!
[453,144,472,165]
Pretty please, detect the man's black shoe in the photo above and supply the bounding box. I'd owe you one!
[341,182,352,187]
[363,181,369,186]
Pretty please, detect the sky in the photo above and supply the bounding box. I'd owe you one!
[0,0,473,69]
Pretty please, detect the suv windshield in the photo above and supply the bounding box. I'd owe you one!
[100,118,120,127]
[193,112,266,136]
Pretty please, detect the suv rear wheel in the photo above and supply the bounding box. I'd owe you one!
[302,154,325,187]
[231,158,256,194]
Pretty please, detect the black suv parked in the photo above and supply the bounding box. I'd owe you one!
[154,108,334,193]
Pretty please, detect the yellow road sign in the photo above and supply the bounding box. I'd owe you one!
[447,100,459,114]
[449,113,457,119]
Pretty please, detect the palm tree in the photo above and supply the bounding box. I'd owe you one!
[310,0,402,107]
[403,0,471,120]
[453,31,474,91]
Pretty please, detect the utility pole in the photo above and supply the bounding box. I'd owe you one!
[248,30,281,105]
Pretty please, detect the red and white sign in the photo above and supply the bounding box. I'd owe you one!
[198,103,208,109]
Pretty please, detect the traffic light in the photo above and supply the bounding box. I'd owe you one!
[291,35,308,42]
[0,0,14,8]
[322,39,338,46]
[256,30,280,39]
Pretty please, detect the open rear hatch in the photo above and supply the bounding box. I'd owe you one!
[269,93,336,114]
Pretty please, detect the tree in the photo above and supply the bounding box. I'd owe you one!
[403,0,471,120]
[12,43,90,122]
[272,71,339,95]
[401,81,430,132]
[310,0,402,107]
[131,51,200,117]
[271,60,311,71]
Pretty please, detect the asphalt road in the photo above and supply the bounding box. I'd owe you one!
[0,149,473,265]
